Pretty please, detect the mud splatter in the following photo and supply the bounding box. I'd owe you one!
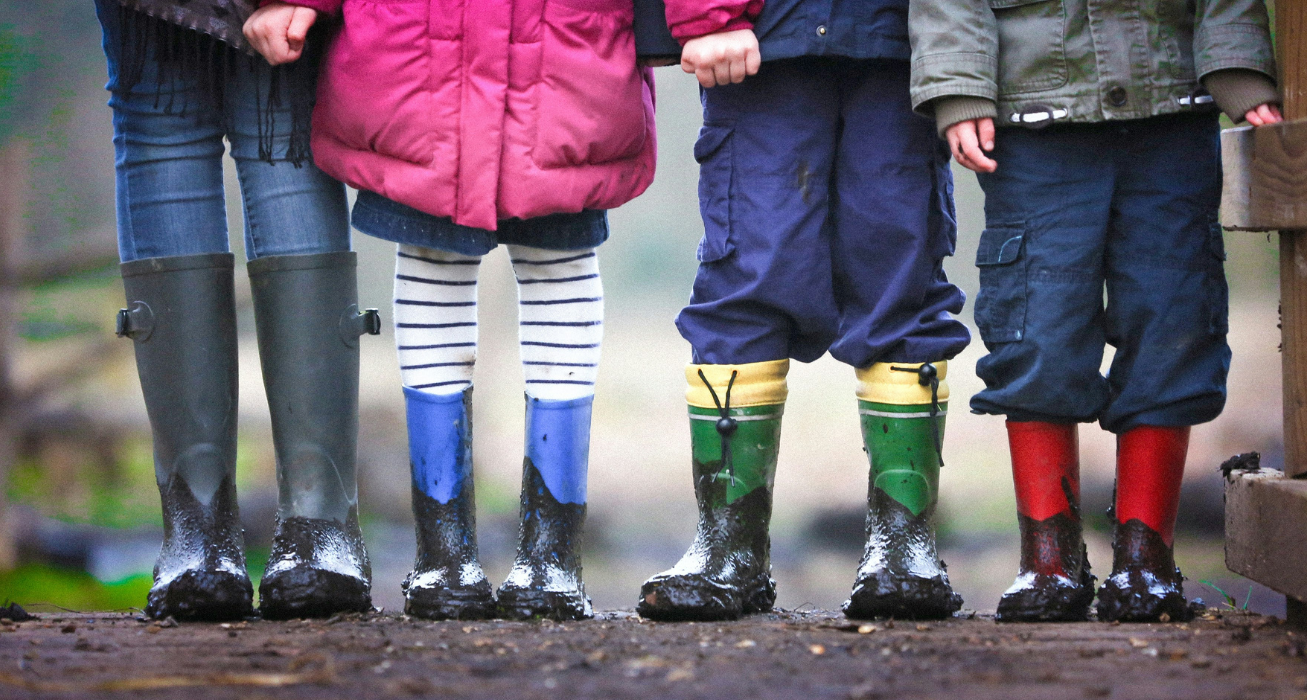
[1096,518,1193,622]
[843,492,961,620]
[496,459,590,621]
[258,511,371,620]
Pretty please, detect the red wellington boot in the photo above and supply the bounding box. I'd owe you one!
[1095,426,1193,622]
[995,421,1095,622]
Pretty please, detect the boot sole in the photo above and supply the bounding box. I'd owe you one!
[843,572,963,621]
[259,567,372,620]
[636,572,775,622]
[147,570,253,622]
[496,588,592,621]
[405,586,497,621]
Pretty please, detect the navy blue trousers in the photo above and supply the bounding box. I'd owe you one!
[675,58,970,367]
[971,113,1230,434]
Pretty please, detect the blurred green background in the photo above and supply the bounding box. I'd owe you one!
[0,1,1286,616]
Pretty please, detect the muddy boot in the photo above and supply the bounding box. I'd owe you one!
[995,421,1095,622]
[844,361,962,620]
[119,254,254,621]
[637,360,787,621]
[497,396,594,620]
[1096,426,1193,623]
[402,387,495,620]
[250,252,380,620]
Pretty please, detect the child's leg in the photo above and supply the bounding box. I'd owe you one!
[393,244,494,620]
[496,245,602,621]
[1095,112,1224,623]
[641,58,840,621]
[831,60,969,621]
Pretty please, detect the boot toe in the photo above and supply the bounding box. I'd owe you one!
[496,585,592,621]
[843,571,962,620]
[995,573,1095,623]
[1095,569,1192,623]
[259,566,372,620]
[147,569,253,622]
[404,578,496,621]
[636,573,746,621]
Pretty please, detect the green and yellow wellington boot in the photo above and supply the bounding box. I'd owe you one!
[637,360,788,621]
[843,361,963,620]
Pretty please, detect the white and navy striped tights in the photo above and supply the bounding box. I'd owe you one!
[393,244,603,401]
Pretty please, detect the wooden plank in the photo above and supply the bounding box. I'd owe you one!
[1283,0,1307,120]
[1220,119,1307,231]
[1225,469,1307,601]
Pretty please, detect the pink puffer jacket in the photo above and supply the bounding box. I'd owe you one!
[286,0,657,231]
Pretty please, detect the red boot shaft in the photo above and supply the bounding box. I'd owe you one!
[1114,426,1189,547]
[1008,421,1080,522]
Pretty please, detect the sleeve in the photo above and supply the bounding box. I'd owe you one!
[908,0,1000,118]
[1202,68,1281,121]
[258,0,343,16]
[1192,0,1276,82]
[662,0,765,44]
[931,96,998,136]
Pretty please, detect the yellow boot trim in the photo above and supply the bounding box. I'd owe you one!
[855,361,950,405]
[686,360,790,409]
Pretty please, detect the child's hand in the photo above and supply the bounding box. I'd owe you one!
[680,29,761,88]
[944,118,998,173]
[1245,102,1283,126]
[244,2,318,66]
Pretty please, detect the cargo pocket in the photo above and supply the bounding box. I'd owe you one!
[1206,218,1229,335]
[695,124,734,263]
[974,223,1028,342]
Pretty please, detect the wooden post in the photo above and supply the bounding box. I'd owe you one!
[1279,0,1307,478]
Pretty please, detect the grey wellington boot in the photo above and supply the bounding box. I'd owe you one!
[118,253,254,621]
[249,252,381,619]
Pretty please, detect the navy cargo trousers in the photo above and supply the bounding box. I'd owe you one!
[675,57,971,368]
[971,112,1230,433]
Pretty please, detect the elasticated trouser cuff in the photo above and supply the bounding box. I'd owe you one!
[932,96,998,137]
[1202,69,1280,123]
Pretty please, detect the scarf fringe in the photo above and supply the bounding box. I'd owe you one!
[114,5,314,167]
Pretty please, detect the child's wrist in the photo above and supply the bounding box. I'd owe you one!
[1202,69,1280,123]
[933,96,997,137]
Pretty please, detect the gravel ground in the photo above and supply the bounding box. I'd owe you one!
[1,608,1306,699]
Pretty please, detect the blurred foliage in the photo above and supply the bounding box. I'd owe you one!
[1,564,150,613]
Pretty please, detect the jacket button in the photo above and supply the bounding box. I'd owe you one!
[1107,86,1128,107]
[817,25,827,36]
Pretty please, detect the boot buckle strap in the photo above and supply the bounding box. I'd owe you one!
[338,305,382,346]
[115,302,155,341]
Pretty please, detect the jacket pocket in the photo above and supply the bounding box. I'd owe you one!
[974,223,1028,342]
[1206,218,1229,335]
[988,0,1068,95]
[695,124,734,263]
[533,0,648,169]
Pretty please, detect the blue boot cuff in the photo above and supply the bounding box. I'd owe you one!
[525,395,592,505]
[405,386,472,505]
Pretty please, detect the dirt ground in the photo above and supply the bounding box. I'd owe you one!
[2,608,1306,700]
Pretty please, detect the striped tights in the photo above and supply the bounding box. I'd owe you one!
[393,244,603,401]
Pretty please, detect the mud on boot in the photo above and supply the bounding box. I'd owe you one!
[638,362,785,622]
[402,387,495,620]
[1095,519,1192,622]
[259,513,372,619]
[843,362,961,621]
[497,458,592,621]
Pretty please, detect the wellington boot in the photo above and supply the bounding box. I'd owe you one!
[1096,426,1192,623]
[498,396,594,621]
[844,362,962,620]
[119,253,253,622]
[402,387,495,620]
[995,421,1095,622]
[638,361,786,621]
[249,252,379,619]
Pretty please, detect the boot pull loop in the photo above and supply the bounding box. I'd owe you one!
[697,369,739,484]
[115,302,155,342]
[339,305,382,347]
[891,363,945,467]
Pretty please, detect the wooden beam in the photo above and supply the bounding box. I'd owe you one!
[1226,469,1307,601]
[1221,119,1307,231]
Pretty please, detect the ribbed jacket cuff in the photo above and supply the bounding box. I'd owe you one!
[1202,69,1281,122]
[258,0,342,16]
[932,97,998,137]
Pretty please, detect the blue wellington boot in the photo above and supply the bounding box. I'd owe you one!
[402,387,496,620]
[497,395,594,621]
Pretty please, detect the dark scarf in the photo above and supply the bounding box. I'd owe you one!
[113,0,316,166]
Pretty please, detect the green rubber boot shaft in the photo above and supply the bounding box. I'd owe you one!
[858,400,947,517]
[248,252,365,524]
[689,404,782,505]
[120,253,239,503]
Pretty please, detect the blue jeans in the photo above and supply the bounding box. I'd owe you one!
[96,0,349,263]
[971,112,1229,433]
[675,58,969,367]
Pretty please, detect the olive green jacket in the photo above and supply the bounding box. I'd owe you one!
[909,0,1277,128]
